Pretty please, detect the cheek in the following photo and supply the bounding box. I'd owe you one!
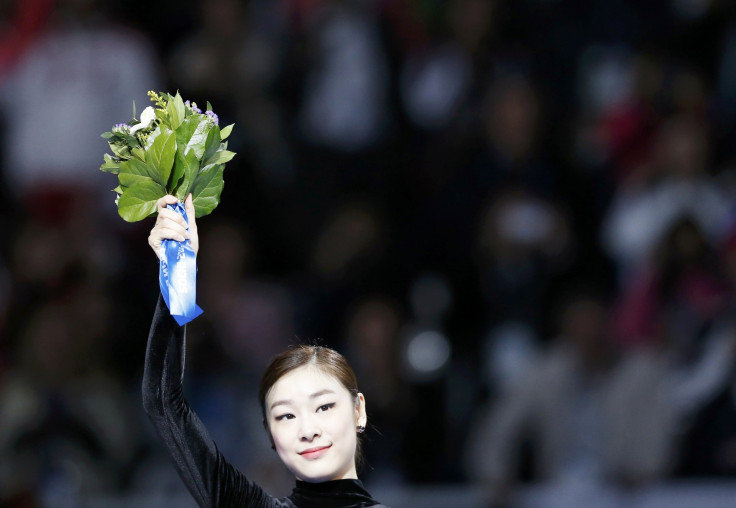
[326,408,358,438]
[269,424,291,450]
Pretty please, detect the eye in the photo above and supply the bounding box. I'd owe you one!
[317,403,336,413]
[275,413,295,421]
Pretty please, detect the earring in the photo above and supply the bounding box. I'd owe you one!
[357,425,365,434]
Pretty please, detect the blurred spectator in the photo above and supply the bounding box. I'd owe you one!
[167,0,293,189]
[8,201,124,310]
[196,217,295,373]
[611,216,732,352]
[0,262,9,375]
[399,0,497,132]
[0,0,161,213]
[675,348,736,478]
[295,0,391,153]
[409,73,559,274]
[281,0,400,241]
[0,0,55,81]
[343,294,412,485]
[574,48,664,184]
[291,197,390,341]
[479,320,540,400]
[473,187,575,333]
[464,288,675,506]
[0,294,141,505]
[308,198,387,284]
[601,114,732,276]
[672,224,736,477]
[478,75,550,191]
[396,272,458,482]
[609,216,736,465]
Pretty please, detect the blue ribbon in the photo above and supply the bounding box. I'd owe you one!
[159,202,203,326]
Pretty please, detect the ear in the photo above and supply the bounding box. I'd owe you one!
[355,392,367,428]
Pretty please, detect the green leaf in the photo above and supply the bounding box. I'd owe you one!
[206,101,213,112]
[202,126,221,166]
[176,116,209,158]
[173,148,199,200]
[119,158,163,186]
[132,147,145,161]
[175,117,198,145]
[100,153,120,174]
[204,149,236,166]
[145,128,176,186]
[166,92,186,130]
[155,108,168,127]
[220,123,234,140]
[110,142,131,160]
[115,131,139,148]
[144,125,161,148]
[169,150,185,195]
[113,185,123,194]
[117,180,166,222]
[118,172,160,189]
[190,164,225,217]
[101,131,114,140]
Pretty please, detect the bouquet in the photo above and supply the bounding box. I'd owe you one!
[100,91,235,221]
[100,91,235,325]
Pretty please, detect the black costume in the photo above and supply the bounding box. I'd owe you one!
[143,296,387,508]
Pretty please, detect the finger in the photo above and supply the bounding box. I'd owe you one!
[156,194,179,213]
[154,223,190,241]
[153,216,190,237]
[157,207,189,228]
[152,226,189,243]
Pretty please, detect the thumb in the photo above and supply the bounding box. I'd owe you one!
[184,193,199,256]
[185,194,197,230]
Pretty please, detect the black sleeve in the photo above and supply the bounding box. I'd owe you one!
[142,295,289,508]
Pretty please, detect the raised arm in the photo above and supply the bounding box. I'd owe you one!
[142,195,281,508]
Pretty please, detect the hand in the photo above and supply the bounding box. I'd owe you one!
[148,194,199,258]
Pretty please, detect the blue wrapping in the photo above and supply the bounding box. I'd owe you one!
[159,202,203,326]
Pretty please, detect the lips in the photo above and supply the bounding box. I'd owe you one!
[298,445,331,459]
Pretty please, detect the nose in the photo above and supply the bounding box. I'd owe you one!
[298,415,321,441]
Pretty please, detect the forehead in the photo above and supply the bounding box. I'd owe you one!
[266,365,349,404]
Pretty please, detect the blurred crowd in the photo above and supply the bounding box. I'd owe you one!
[3,0,736,506]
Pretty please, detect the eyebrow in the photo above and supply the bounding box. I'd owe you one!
[269,389,337,411]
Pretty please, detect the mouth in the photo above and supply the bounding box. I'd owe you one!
[298,445,331,459]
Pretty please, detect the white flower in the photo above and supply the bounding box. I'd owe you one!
[130,106,157,134]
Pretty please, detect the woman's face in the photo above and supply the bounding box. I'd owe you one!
[265,365,367,482]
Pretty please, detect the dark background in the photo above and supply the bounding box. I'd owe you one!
[3,0,736,506]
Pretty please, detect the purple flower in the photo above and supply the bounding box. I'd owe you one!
[185,100,202,114]
[205,110,219,126]
[112,123,129,132]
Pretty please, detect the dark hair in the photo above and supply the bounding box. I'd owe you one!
[258,345,365,469]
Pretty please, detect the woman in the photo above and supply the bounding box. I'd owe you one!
[143,195,388,507]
